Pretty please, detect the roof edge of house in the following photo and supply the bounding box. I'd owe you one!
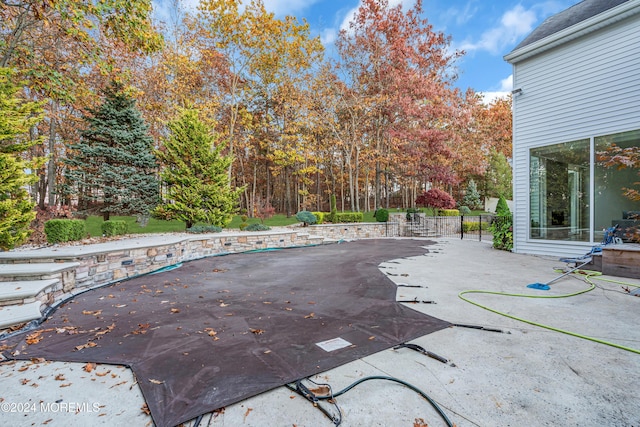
[504,0,640,64]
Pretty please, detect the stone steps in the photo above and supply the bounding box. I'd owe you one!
[0,302,43,330]
[0,279,59,305]
[0,263,79,333]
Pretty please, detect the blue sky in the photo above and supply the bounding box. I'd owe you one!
[155,0,577,100]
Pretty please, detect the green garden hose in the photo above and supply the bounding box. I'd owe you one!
[458,270,640,354]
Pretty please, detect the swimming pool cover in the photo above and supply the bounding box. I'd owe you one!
[2,239,449,427]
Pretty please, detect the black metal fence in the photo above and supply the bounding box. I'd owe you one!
[399,214,497,241]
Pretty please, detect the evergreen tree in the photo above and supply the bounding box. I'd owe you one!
[153,108,242,229]
[0,67,44,249]
[64,81,158,220]
[462,179,482,210]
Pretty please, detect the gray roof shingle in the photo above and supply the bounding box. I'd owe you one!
[512,0,630,51]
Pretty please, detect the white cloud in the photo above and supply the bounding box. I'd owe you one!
[499,74,513,92]
[479,91,510,105]
[459,5,537,54]
[263,0,322,17]
[321,28,338,46]
[478,74,512,104]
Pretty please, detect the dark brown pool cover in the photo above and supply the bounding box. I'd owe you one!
[2,239,449,427]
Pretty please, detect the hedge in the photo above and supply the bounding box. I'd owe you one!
[335,212,363,223]
[101,220,128,237]
[374,208,389,222]
[462,221,489,232]
[44,219,86,244]
[187,225,222,234]
[312,211,324,224]
[439,209,460,216]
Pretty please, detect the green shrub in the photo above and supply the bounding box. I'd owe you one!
[328,194,337,223]
[490,215,513,251]
[187,225,222,234]
[44,219,86,244]
[462,221,489,232]
[239,214,249,230]
[296,210,317,226]
[439,209,460,216]
[335,212,363,223]
[374,208,389,222]
[406,208,420,221]
[459,205,472,216]
[245,223,271,231]
[312,211,324,224]
[101,220,128,237]
[495,195,511,216]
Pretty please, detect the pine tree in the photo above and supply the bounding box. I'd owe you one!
[153,108,243,229]
[0,67,44,249]
[64,81,158,221]
[462,179,482,210]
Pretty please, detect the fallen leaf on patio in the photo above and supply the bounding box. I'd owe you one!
[43,419,52,425]
[304,313,315,319]
[243,407,253,420]
[284,307,293,311]
[115,304,127,308]
[249,328,264,335]
[220,303,229,307]
[95,370,110,377]
[263,350,271,354]
[18,366,29,372]
[263,301,272,304]
[55,374,65,381]
[308,301,316,304]
[368,336,375,340]
[20,379,30,385]
[309,385,330,396]
[30,357,46,364]
[84,363,96,372]
[59,383,72,388]
[414,417,428,427]
[149,379,164,384]
[141,403,151,415]
[170,308,180,313]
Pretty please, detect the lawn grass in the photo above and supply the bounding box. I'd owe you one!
[82,210,487,237]
[84,216,191,237]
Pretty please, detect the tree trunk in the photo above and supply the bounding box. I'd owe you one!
[47,102,58,206]
[285,165,292,217]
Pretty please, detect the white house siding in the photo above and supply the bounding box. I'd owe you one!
[511,13,640,257]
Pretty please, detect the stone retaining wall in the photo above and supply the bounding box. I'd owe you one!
[70,231,325,292]
[307,222,400,239]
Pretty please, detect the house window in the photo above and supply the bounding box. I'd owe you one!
[530,140,590,241]
[595,129,640,242]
